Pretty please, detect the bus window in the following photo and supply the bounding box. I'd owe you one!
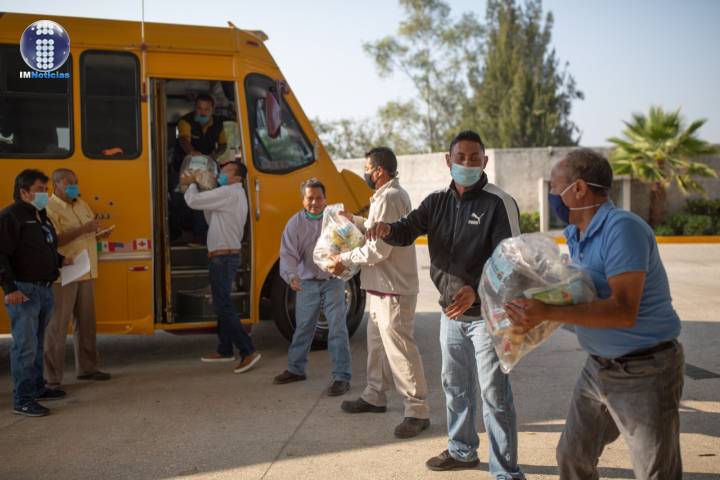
[245,73,314,173]
[81,51,141,159]
[0,44,73,157]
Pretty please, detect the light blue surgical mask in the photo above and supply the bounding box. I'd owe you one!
[217,174,229,186]
[31,192,49,210]
[194,114,209,125]
[450,163,483,187]
[65,184,80,200]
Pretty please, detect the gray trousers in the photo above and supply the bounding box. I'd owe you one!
[557,341,684,480]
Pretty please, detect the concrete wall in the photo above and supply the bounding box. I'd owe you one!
[334,148,720,222]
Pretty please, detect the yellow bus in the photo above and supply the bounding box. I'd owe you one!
[0,12,370,349]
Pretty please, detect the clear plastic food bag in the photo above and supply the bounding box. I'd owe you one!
[176,154,218,192]
[479,233,596,373]
[313,203,365,281]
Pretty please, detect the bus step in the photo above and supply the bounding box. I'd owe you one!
[170,245,208,268]
[175,290,250,321]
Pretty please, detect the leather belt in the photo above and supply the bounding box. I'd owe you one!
[208,249,241,258]
[593,339,677,365]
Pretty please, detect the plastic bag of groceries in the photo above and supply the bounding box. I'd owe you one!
[313,203,365,281]
[479,233,596,373]
[175,154,218,192]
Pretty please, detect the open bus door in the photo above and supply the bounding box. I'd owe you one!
[150,77,249,329]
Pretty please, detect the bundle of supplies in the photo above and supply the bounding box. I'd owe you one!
[176,154,218,192]
[479,233,596,372]
[313,204,365,281]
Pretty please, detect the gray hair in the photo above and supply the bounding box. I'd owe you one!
[300,177,326,197]
[51,168,76,186]
[562,149,613,195]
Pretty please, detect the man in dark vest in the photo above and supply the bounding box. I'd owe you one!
[170,93,228,244]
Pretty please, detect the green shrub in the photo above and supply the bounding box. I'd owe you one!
[685,198,720,217]
[520,212,540,233]
[667,212,691,234]
[682,215,715,236]
[654,224,676,236]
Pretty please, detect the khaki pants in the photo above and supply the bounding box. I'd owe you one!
[44,280,98,385]
[361,294,429,419]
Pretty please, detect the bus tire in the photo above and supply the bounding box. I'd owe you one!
[271,272,366,351]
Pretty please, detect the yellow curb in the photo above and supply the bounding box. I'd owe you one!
[415,235,720,246]
[553,236,720,245]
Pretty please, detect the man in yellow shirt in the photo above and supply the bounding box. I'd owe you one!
[170,93,227,244]
[44,169,111,387]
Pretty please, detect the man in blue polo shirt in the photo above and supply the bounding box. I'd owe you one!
[506,149,684,480]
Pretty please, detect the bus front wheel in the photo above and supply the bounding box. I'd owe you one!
[271,272,366,350]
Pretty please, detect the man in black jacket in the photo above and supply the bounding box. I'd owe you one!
[368,131,524,478]
[1,170,70,417]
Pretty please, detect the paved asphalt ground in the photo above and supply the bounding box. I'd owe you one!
[0,244,718,480]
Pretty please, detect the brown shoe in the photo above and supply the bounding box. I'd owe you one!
[233,352,261,374]
[426,450,479,471]
[394,417,430,439]
[273,370,307,384]
[327,380,350,397]
[341,397,387,414]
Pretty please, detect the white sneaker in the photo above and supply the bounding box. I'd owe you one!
[234,352,262,373]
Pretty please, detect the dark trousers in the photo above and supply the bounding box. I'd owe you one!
[208,255,254,358]
[557,341,685,480]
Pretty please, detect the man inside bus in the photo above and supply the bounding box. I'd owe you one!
[170,93,228,245]
[273,178,352,397]
[44,168,112,389]
[180,161,261,374]
[0,170,71,417]
[327,147,430,439]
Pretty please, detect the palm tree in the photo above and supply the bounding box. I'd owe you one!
[608,106,718,228]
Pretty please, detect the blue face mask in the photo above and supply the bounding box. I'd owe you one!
[450,163,483,187]
[65,184,80,200]
[194,114,210,125]
[217,174,229,186]
[31,192,49,211]
[549,181,608,225]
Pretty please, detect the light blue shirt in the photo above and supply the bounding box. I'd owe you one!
[564,201,680,358]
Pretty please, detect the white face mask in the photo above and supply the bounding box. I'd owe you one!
[559,181,608,211]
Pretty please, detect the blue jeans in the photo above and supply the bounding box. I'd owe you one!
[208,255,254,358]
[440,314,524,479]
[287,278,351,382]
[6,281,54,407]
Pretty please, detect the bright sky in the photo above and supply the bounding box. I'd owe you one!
[2,0,719,147]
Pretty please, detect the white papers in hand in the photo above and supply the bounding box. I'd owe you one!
[60,250,91,286]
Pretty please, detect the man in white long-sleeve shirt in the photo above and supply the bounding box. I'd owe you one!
[181,161,261,374]
[328,147,430,439]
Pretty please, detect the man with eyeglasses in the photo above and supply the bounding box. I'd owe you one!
[44,168,112,389]
[0,169,72,417]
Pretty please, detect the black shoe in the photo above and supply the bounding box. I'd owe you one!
[13,401,50,417]
[327,380,350,397]
[426,450,479,471]
[341,397,387,414]
[394,417,430,439]
[77,371,112,381]
[273,370,307,385]
[35,388,67,401]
